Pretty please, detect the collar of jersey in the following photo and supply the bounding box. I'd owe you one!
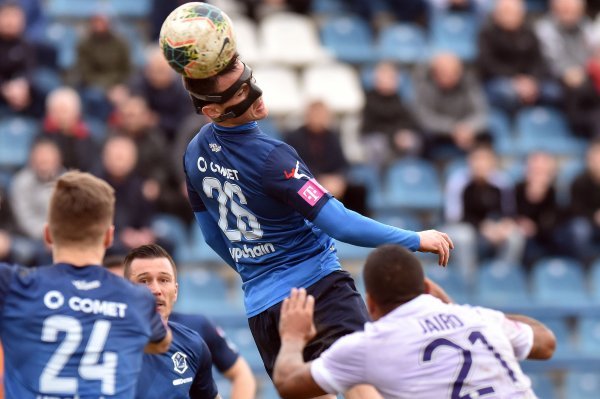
[383,294,441,319]
[212,121,258,133]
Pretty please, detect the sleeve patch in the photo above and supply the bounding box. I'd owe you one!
[298,179,328,206]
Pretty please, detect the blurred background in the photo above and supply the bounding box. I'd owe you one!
[2,0,600,397]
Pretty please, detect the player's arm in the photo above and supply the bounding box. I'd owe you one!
[194,211,236,269]
[313,199,454,266]
[223,357,256,399]
[505,314,556,360]
[274,289,328,399]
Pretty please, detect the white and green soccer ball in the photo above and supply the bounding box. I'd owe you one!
[159,2,237,79]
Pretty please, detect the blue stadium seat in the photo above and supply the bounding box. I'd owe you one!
[590,259,600,303]
[377,23,428,64]
[257,118,282,140]
[151,214,191,263]
[46,0,102,18]
[515,107,586,156]
[0,170,11,191]
[0,117,38,169]
[474,261,530,307]
[377,213,424,232]
[346,164,384,212]
[43,22,79,70]
[528,373,558,399]
[425,264,470,304]
[556,158,585,207]
[430,12,478,61]
[31,67,63,95]
[321,16,375,64]
[383,159,443,210]
[579,316,600,355]
[311,0,349,14]
[175,269,234,315]
[487,108,514,156]
[360,64,414,101]
[223,326,264,372]
[565,372,600,399]
[532,258,588,306]
[333,240,371,261]
[113,22,147,68]
[109,0,150,18]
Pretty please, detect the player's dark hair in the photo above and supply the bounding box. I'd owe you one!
[103,254,124,269]
[182,53,239,99]
[49,171,115,247]
[363,245,425,312]
[123,244,177,280]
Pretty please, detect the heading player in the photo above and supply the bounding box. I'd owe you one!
[124,244,220,399]
[181,50,453,398]
[274,245,556,398]
[0,171,172,398]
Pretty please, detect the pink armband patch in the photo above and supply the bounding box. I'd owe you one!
[298,179,327,206]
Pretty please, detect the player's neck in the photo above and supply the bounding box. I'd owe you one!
[52,246,105,267]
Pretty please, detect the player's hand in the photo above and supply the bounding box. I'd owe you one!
[417,230,454,267]
[279,288,317,344]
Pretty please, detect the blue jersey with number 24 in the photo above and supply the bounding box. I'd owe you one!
[184,122,341,317]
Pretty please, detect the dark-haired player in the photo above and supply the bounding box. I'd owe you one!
[124,244,220,399]
[274,245,556,398]
[0,171,171,398]
[181,51,453,398]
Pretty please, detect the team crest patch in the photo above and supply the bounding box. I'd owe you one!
[298,179,327,206]
[172,351,189,374]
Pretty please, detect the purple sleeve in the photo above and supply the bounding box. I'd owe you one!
[263,144,332,220]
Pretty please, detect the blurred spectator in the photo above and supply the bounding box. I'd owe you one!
[0,2,43,117]
[286,100,368,215]
[413,52,489,159]
[150,0,187,39]
[0,182,37,265]
[350,0,429,25]
[76,14,131,90]
[445,145,523,268]
[478,0,561,114]
[129,47,193,141]
[515,152,562,266]
[42,87,98,171]
[537,0,600,138]
[99,135,158,256]
[567,139,600,263]
[361,62,422,168]
[109,95,188,222]
[9,138,63,240]
[14,0,47,41]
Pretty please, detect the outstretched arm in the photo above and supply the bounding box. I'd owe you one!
[313,198,454,266]
[223,357,257,399]
[194,211,236,269]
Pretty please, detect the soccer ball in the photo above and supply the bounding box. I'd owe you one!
[159,2,237,79]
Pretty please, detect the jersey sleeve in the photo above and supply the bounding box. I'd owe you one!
[199,317,239,372]
[185,161,206,212]
[263,144,332,221]
[189,340,219,399]
[310,332,367,394]
[475,307,534,360]
[0,263,16,319]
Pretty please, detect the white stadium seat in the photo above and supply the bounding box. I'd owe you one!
[231,17,262,66]
[253,65,304,117]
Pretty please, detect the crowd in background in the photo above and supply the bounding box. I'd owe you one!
[1,0,600,277]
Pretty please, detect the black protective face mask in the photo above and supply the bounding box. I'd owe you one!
[185,63,263,122]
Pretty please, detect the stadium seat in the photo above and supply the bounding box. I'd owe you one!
[0,170,11,191]
[565,372,600,399]
[301,63,365,114]
[579,316,600,355]
[383,159,443,211]
[531,258,589,306]
[46,0,103,18]
[222,326,264,372]
[474,261,530,307]
[346,164,384,212]
[360,64,414,101]
[430,12,478,61]
[109,0,150,18]
[175,269,233,315]
[590,259,600,303]
[151,214,191,263]
[515,107,586,156]
[260,12,330,67]
[377,213,424,233]
[0,117,38,169]
[256,118,283,140]
[487,108,514,156]
[377,23,428,64]
[528,373,558,399]
[320,16,375,64]
[425,264,470,304]
[556,158,585,206]
[43,22,79,70]
[311,0,349,14]
[332,240,372,261]
[230,17,261,66]
[31,67,63,95]
[253,66,303,117]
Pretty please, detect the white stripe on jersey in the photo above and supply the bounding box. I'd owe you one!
[310,295,537,399]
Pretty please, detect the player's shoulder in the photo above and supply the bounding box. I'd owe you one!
[169,320,207,353]
[170,312,211,331]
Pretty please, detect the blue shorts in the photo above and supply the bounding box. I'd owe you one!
[248,270,370,378]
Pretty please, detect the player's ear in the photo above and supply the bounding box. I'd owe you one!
[103,225,115,249]
[201,104,223,120]
[43,223,53,246]
[174,281,179,301]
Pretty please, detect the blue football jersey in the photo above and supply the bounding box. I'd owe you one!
[136,321,218,399]
[0,262,166,399]
[184,122,342,317]
[170,312,239,372]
